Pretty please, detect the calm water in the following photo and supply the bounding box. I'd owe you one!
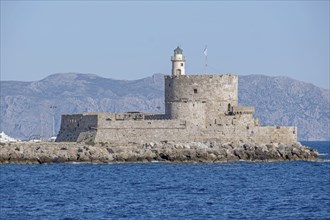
[0,141,329,220]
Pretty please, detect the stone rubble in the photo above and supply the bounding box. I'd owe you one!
[0,141,319,164]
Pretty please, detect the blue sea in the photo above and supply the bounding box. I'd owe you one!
[0,141,329,220]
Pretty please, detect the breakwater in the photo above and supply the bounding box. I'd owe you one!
[0,141,319,164]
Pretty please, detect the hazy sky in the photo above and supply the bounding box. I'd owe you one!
[1,1,329,89]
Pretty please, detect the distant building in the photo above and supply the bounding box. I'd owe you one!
[56,47,297,144]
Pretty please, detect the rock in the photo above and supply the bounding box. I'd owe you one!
[0,141,320,164]
[233,148,245,160]
[107,148,114,154]
[159,152,170,161]
[292,147,302,159]
[183,144,190,149]
[208,153,217,161]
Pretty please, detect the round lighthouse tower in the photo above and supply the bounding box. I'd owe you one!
[171,46,186,76]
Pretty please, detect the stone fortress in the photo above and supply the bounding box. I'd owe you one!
[56,47,297,144]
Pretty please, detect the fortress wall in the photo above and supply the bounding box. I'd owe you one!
[56,114,98,142]
[94,119,188,143]
[165,74,238,108]
[198,125,297,144]
[56,113,297,144]
[97,118,186,129]
[144,114,169,120]
[254,126,298,144]
[233,114,256,128]
[93,124,245,143]
[213,114,255,130]
[93,111,253,143]
[165,74,238,127]
[94,128,186,143]
[188,125,252,142]
[94,112,169,121]
[167,101,207,127]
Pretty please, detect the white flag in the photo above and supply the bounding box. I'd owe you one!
[203,46,207,56]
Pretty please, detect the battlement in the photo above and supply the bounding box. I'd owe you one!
[232,106,255,114]
[164,74,237,79]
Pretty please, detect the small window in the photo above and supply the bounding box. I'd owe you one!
[181,63,184,66]
[194,89,197,94]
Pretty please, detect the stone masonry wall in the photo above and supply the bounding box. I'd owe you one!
[57,112,297,144]
[94,119,187,143]
[56,114,98,142]
[165,74,238,123]
[254,126,297,144]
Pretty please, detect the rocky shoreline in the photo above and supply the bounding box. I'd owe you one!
[0,141,320,164]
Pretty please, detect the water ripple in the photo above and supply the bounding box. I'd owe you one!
[0,141,329,219]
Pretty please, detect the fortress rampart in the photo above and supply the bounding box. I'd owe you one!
[56,47,297,144]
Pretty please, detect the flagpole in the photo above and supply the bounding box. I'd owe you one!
[205,53,207,74]
[204,45,207,74]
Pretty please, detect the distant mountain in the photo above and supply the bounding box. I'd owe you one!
[1,73,329,141]
[238,75,329,140]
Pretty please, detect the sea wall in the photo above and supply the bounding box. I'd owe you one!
[56,112,298,144]
[0,141,319,164]
[94,118,187,143]
[254,126,297,144]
